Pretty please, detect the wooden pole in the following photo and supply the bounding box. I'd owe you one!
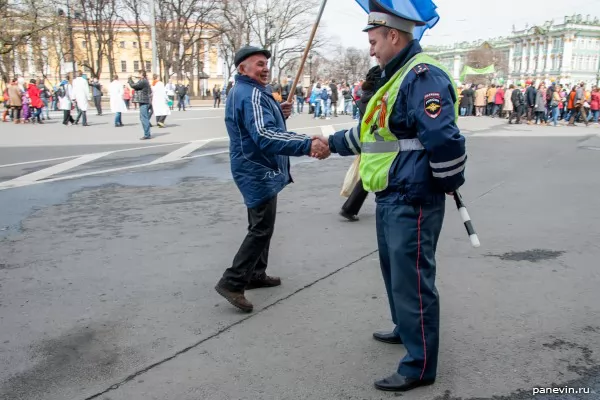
[285,0,328,103]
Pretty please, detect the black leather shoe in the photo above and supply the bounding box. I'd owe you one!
[373,331,402,344]
[246,275,281,290]
[374,373,435,392]
[339,210,359,222]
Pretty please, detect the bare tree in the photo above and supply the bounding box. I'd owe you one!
[464,42,509,84]
[217,0,257,81]
[119,0,149,68]
[75,0,121,78]
[1,0,55,82]
[217,0,322,85]
[0,0,54,56]
[311,45,371,84]
[155,0,220,94]
[251,0,319,81]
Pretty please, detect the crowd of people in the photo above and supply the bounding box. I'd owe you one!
[2,73,194,128]
[268,77,366,120]
[457,81,600,126]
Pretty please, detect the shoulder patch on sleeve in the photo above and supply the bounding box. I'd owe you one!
[424,92,442,118]
[412,63,429,75]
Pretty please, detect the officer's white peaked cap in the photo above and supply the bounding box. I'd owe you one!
[362,0,427,33]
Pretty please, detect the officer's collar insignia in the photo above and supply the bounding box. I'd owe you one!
[424,92,441,119]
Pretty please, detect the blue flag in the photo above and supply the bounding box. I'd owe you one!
[354,0,439,41]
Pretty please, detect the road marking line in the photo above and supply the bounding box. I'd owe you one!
[294,121,354,131]
[320,125,336,137]
[471,131,592,137]
[0,155,79,169]
[0,142,190,169]
[0,152,112,189]
[149,141,211,164]
[187,150,230,159]
[174,116,223,121]
[0,148,232,190]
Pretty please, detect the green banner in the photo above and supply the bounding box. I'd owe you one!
[460,65,495,82]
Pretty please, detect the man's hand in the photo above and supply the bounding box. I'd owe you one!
[310,136,330,160]
[280,101,292,119]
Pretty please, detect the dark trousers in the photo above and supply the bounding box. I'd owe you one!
[219,196,277,291]
[569,105,588,125]
[75,108,87,125]
[376,200,445,381]
[341,179,368,216]
[93,96,102,114]
[139,104,151,138]
[509,105,523,123]
[527,106,535,121]
[63,110,75,125]
[156,115,167,124]
[10,107,21,120]
[178,95,186,111]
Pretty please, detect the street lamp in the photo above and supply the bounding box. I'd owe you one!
[149,0,158,75]
[58,0,77,75]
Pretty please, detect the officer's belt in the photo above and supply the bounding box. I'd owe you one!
[362,138,424,154]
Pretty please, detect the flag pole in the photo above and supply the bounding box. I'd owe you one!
[285,0,328,103]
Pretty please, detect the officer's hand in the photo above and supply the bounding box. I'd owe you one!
[310,137,330,160]
[280,101,293,119]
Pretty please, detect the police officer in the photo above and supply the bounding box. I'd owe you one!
[315,0,467,392]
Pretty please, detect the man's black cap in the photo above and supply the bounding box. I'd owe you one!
[234,46,271,68]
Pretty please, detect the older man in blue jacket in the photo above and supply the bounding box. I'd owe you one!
[215,46,329,313]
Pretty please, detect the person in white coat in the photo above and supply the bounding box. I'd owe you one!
[151,74,170,128]
[58,76,75,126]
[72,71,90,126]
[109,75,127,127]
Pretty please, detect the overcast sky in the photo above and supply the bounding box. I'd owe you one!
[320,0,600,50]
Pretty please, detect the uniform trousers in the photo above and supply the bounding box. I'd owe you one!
[376,198,445,381]
[219,195,277,291]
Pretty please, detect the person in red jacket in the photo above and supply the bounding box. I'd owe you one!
[589,86,599,124]
[27,79,44,124]
[494,85,505,118]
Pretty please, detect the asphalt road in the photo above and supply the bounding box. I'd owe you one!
[1,115,600,400]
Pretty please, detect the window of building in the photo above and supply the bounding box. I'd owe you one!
[121,60,127,73]
[134,60,140,71]
[145,60,151,71]
[133,42,138,48]
[145,42,150,49]
[120,41,125,48]
[82,40,87,48]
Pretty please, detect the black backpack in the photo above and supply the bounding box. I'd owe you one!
[56,85,66,98]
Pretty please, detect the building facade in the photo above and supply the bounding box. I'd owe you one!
[426,38,511,84]
[426,14,600,87]
[4,22,227,96]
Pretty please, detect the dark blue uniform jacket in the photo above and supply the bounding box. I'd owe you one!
[329,40,466,205]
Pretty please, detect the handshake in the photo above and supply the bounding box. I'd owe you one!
[309,135,331,160]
